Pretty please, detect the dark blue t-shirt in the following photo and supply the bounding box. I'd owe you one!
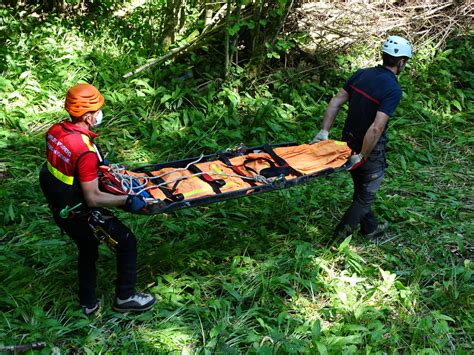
[342,66,402,152]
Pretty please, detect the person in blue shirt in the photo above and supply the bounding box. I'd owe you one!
[311,35,413,239]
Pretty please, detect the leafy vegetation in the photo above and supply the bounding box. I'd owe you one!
[1,2,472,353]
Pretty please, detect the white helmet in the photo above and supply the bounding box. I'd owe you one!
[382,35,412,58]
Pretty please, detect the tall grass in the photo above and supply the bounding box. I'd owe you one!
[1,6,472,353]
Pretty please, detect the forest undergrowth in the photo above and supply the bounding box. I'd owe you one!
[0,3,473,353]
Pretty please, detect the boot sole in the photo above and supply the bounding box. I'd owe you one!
[362,222,389,239]
[82,303,100,316]
[112,299,156,313]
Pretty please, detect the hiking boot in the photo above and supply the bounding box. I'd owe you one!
[112,293,156,313]
[81,302,100,316]
[334,224,353,240]
[362,221,389,239]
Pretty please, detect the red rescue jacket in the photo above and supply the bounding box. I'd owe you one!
[39,121,103,212]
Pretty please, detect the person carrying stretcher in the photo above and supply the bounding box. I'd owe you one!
[39,83,156,315]
[311,35,413,239]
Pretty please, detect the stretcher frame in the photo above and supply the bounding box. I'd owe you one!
[120,142,350,215]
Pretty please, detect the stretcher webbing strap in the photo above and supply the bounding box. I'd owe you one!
[188,164,225,194]
[144,171,184,201]
[262,144,302,176]
[243,157,283,178]
[218,152,257,186]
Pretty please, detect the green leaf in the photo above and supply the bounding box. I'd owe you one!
[161,94,172,103]
[354,304,366,320]
[228,24,241,36]
[19,70,31,80]
[338,235,352,251]
[210,325,221,338]
[246,20,256,29]
[311,319,321,342]
[451,100,462,111]
[325,335,362,347]
[315,341,328,355]
[433,313,455,322]
[222,282,242,301]
[185,29,199,41]
[7,203,15,222]
[400,155,407,170]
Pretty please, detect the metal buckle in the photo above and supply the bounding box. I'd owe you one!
[90,210,105,224]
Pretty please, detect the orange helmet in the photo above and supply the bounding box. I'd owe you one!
[65,83,105,118]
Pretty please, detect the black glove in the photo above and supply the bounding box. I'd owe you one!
[123,195,147,212]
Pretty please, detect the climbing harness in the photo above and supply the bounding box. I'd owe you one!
[88,210,118,251]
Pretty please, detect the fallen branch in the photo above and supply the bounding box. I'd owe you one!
[122,4,228,79]
[122,41,195,79]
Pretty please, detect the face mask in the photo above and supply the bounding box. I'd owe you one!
[94,110,103,127]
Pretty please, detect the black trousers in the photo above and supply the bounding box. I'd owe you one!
[335,148,386,236]
[53,209,137,306]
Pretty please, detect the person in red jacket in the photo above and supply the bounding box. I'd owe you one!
[39,83,156,315]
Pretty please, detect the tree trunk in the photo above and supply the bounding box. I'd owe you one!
[224,0,231,77]
[161,0,181,49]
[205,5,212,26]
[231,0,243,66]
[5,0,19,7]
[42,0,65,13]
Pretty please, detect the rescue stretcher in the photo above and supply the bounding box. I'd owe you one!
[99,140,352,215]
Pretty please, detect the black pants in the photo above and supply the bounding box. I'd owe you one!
[53,209,137,306]
[335,148,386,236]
